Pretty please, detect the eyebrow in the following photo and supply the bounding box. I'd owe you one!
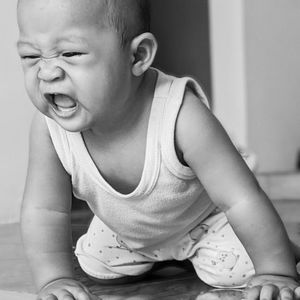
[17,36,89,49]
[59,36,89,45]
[16,40,36,49]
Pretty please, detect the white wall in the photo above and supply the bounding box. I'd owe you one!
[210,0,300,172]
[245,0,300,172]
[0,1,34,223]
[209,0,248,147]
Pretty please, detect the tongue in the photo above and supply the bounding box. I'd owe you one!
[54,95,76,108]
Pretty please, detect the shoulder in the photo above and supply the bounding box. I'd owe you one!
[175,87,218,150]
[175,87,229,167]
[177,87,212,126]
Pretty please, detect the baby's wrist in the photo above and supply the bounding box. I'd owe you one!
[255,263,298,279]
[250,273,299,284]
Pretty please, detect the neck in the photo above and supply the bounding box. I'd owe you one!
[85,69,157,144]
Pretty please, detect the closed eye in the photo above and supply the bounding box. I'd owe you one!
[21,55,40,60]
[62,52,85,57]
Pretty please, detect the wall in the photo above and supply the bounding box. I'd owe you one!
[0,1,34,223]
[209,0,300,172]
[150,0,211,99]
[209,0,248,147]
[245,0,300,172]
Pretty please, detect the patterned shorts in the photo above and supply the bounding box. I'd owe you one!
[75,211,255,288]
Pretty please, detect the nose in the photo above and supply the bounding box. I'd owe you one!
[37,58,65,82]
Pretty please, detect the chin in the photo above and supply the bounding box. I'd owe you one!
[48,109,90,133]
[52,118,87,133]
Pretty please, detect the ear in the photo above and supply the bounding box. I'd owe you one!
[130,33,158,77]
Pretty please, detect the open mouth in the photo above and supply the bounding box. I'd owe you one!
[45,93,78,117]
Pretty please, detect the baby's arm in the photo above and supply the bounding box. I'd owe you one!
[21,113,96,300]
[176,90,299,299]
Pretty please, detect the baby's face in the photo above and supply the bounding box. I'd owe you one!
[17,0,133,132]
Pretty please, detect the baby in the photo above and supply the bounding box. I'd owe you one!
[17,0,300,299]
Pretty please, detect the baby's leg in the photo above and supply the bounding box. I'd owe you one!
[189,212,255,288]
[75,216,154,283]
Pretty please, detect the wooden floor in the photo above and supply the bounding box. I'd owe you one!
[0,197,299,299]
[1,170,300,299]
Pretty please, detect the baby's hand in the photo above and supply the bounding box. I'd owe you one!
[37,278,99,300]
[243,274,300,300]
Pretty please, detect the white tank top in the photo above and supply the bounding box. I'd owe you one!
[45,69,216,251]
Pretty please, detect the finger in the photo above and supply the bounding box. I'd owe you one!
[43,295,58,300]
[77,284,96,299]
[88,294,100,300]
[259,284,279,300]
[61,293,75,300]
[279,287,293,300]
[62,296,75,300]
[243,286,262,300]
[67,286,97,300]
[75,290,91,300]
[61,292,75,300]
[83,293,99,300]
[66,285,96,300]
[294,287,300,300]
[57,289,75,300]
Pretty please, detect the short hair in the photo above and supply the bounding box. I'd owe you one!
[103,0,151,46]
[17,0,150,46]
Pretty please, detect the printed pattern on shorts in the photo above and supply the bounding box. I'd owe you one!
[75,212,255,286]
[75,216,154,279]
[187,212,255,288]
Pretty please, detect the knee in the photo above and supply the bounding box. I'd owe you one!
[191,251,255,288]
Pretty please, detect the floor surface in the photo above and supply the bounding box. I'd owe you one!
[0,199,299,300]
